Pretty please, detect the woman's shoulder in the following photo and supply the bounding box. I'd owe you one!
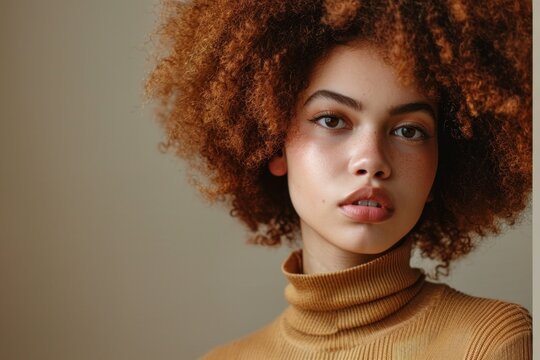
[199,316,284,360]
[430,281,531,327]
[422,281,531,358]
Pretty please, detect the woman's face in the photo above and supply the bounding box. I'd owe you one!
[269,45,438,271]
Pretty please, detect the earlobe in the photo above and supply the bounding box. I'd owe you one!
[268,151,287,176]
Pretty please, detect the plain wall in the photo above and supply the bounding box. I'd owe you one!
[0,1,533,359]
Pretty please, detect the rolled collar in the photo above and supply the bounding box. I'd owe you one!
[281,238,425,336]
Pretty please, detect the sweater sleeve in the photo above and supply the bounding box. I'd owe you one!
[486,331,531,360]
[481,303,532,360]
[460,301,532,360]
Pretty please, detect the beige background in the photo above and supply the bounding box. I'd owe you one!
[0,1,534,359]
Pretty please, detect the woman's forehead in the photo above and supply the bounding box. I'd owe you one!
[299,44,437,111]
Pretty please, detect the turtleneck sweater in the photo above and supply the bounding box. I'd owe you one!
[201,239,531,359]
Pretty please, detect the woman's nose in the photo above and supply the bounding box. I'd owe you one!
[347,132,391,179]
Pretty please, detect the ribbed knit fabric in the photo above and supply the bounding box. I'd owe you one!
[202,239,531,359]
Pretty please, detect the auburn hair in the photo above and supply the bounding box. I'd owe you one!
[146,0,531,277]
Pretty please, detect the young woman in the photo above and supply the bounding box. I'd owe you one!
[146,0,532,358]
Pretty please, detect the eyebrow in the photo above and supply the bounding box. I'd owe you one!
[389,102,437,120]
[303,89,437,120]
[303,90,362,111]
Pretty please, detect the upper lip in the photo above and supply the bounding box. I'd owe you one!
[339,187,394,210]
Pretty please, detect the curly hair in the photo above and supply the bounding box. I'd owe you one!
[146,0,532,277]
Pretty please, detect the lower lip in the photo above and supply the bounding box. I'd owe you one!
[339,204,393,223]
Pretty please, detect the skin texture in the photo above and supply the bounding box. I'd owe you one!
[269,45,438,273]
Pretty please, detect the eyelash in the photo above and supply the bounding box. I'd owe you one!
[391,124,429,140]
[309,112,349,130]
[309,113,431,140]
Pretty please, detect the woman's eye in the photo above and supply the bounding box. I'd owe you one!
[392,125,427,140]
[313,115,347,129]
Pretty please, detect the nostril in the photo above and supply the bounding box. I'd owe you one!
[356,169,387,177]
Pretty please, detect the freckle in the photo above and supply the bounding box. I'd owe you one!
[322,199,326,203]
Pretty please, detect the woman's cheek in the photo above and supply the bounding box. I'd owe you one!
[397,150,438,198]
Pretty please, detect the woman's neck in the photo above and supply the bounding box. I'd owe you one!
[300,225,409,274]
[302,241,381,274]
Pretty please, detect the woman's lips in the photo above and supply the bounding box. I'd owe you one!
[339,187,394,223]
[339,204,393,222]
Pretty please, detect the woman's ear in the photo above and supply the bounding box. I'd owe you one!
[268,150,287,176]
